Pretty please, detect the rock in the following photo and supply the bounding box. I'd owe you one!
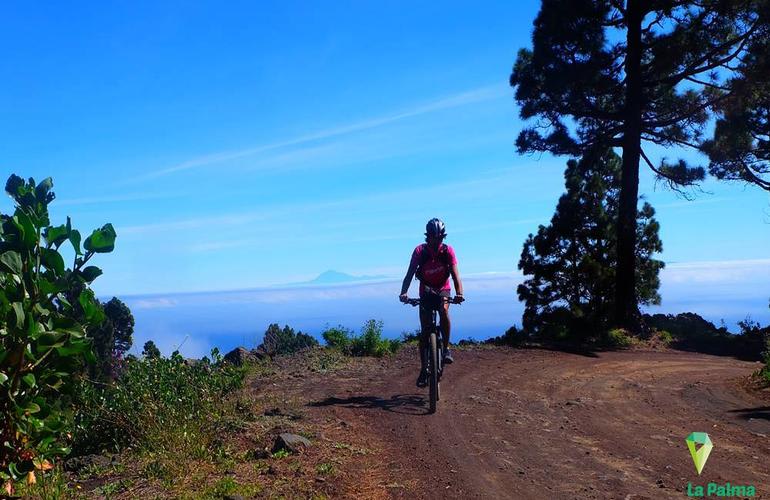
[251,448,270,460]
[224,347,258,366]
[264,407,302,420]
[272,433,312,454]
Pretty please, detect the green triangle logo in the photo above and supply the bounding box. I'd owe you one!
[685,432,713,475]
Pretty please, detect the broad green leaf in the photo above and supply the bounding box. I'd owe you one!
[8,461,21,480]
[33,303,50,317]
[24,402,41,414]
[5,174,24,199]
[14,211,38,249]
[78,290,104,324]
[56,340,90,356]
[70,229,82,256]
[34,177,54,204]
[83,348,96,364]
[0,251,22,275]
[40,248,65,277]
[43,224,68,248]
[84,223,116,253]
[58,327,85,339]
[26,320,42,340]
[22,373,36,388]
[80,266,102,283]
[0,372,7,385]
[11,302,24,329]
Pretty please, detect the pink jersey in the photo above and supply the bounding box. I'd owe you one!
[410,243,457,294]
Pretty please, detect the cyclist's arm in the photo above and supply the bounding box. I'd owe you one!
[450,263,464,296]
[400,260,418,296]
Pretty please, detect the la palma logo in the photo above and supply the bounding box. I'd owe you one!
[684,432,756,498]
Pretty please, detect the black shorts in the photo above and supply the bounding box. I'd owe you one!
[420,289,450,312]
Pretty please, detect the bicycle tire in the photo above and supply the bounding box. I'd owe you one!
[429,331,438,413]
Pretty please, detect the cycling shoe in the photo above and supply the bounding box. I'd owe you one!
[416,370,428,387]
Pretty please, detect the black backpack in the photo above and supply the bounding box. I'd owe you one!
[415,243,451,281]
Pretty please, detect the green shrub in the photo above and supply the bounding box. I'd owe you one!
[0,175,117,492]
[323,320,400,357]
[488,326,527,346]
[606,328,635,348]
[759,342,770,385]
[72,348,245,455]
[351,320,400,357]
[657,330,673,345]
[260,324,318,355]
[321,325,354,354]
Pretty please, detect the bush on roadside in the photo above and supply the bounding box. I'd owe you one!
[487,326,527,347]
[351,320,400,357]
[260,324,318,355]
[606,328,635,348]
[322,320,400,357]
[72,348,245,456]
[321,325,355,354]
[657,330,673,345]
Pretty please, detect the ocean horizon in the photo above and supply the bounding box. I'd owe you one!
[113,262,770,359]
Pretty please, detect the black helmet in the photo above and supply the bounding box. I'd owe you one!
[425,218,447,239]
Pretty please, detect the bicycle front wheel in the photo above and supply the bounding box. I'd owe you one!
[429,331,438,413]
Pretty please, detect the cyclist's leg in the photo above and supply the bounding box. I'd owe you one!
[438,296,451,351]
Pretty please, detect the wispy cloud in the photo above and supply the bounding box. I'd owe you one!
[56,191,185,206]
[140,84,507,180]
[662,258,770,286]
[130,297,179,309]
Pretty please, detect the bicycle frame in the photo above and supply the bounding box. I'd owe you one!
[404,294,461,413]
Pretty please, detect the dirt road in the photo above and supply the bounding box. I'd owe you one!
[301,346,770,499]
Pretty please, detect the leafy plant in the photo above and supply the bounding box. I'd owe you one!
[322,320,400,357]
[0,174,116,493]
[72,349,245,455]
[606,328,635,348]
[350,320,400,357]
[321,325,354,354]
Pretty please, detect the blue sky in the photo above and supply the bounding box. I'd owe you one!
[1,1,769,304]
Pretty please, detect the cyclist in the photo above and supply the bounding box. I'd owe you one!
[399,218,464,387]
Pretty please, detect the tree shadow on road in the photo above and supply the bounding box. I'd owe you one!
[309,394,431,416]
[728,406,770,421]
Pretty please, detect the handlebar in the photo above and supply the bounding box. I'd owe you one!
[402,296,464,306]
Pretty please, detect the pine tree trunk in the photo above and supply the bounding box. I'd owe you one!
[615,0,643,331]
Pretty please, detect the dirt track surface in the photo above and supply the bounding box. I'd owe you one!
[297,346,770,499]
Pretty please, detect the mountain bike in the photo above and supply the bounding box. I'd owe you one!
[404,295,462,413]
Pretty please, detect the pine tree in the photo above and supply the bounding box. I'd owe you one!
[518,149,664,338]
[705,28,770,190]
[142,340,161,359]
[510,0,765,330]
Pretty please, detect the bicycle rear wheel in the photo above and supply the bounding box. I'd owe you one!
[429,331,438,413]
